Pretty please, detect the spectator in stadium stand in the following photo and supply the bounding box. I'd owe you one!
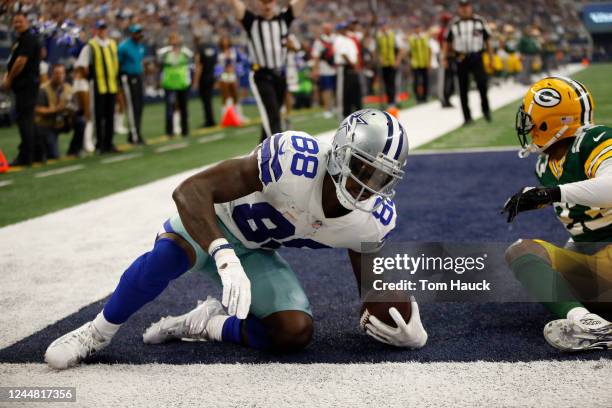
[437,12,454,108]
[377,19,400,108]
[4,11,41,166]
[229,0,308,143]
[541,32,558,76]
[311,22,336,119]
[75,20,120,154]
[217,35,239,107]
[158,32,193,138]
[347,19,365,71]
[334,22,361,120]
[442,0,492,126]
[34,64,76,160]
[118,24,146,145]
[193,24,217,128]
[408,24,431,104]
[518,26,541,85]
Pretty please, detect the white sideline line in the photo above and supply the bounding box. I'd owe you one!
[34,164,84,178]
[155,142,189,153]
[0,164,207,349]
[292,115,310,123]
[101,153,143,164]
[0,179,13,187]
[1,361,611,408]
[412,146,518,155]
[197,134,225,144]
[235,127,255,135]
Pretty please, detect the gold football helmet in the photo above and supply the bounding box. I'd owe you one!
[516,76,595,157]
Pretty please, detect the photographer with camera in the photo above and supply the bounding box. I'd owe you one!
[34,64,78,160]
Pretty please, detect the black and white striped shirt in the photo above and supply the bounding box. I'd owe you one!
[446,15,490,54]
[241,7,294,70]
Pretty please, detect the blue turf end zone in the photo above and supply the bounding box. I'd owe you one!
[1,151,608,364]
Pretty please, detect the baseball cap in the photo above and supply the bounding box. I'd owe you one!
[95,19,107,29]
[128,24,143,33]
[459,0,471,5]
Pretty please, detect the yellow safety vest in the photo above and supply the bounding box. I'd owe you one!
[377,31,396,67]
[409,34,430,69]
[89,38,118,94]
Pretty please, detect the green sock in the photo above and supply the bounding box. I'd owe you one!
[510,254,583,319]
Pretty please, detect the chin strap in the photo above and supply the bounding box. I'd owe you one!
[519,124,570,158]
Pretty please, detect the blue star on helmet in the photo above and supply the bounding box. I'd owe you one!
[339,110,369,139]
[349,110,369,126]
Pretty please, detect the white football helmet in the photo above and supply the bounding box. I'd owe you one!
[327,109,409,212]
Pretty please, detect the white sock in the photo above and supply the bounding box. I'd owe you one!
[206,315,229,342]
[567,307,589,322]
[93,312,121,340]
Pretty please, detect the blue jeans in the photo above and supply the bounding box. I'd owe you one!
[164,89,189,136]
[36,126,60,159]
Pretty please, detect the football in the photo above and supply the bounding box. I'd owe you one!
[359,290,412,330]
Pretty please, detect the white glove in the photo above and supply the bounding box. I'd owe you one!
[210,239,251,319]
[365,296,428,349]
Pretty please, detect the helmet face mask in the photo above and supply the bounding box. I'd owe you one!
[515,104,535,150]
[328,109,408,212]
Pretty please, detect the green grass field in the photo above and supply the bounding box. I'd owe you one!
[421,63,612,150]
[0,99,342,226]
[0,64,610,226]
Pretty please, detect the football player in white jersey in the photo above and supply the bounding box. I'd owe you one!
[45,109,428,369]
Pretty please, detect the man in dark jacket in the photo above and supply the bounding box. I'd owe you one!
[4,11,41,166]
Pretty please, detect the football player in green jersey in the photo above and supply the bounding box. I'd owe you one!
[502,76,612,351]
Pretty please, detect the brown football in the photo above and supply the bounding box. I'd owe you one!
[360,290,412,330]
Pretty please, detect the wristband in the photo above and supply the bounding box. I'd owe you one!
[208,238,239,270]
[208,238,233,259]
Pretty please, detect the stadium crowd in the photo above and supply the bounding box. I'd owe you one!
[0,0,592,166]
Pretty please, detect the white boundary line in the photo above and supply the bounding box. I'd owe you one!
[34,165,85,178]
[101,153,143,164]
[155,142,189,153]
[235,127,256,135]
[292,115,311,123]
[0,179,13,188]
[1,361,611,407]
[197,134,225,144]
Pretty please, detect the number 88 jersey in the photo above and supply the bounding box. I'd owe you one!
[214,131,397,253]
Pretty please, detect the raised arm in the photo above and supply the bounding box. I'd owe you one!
[290,0,308,17]
[229,0,247,21]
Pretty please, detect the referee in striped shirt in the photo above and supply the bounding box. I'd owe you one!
[442,0,493,125]
[230,0,307,142]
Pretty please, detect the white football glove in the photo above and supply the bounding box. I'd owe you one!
[365,296,428,349]
[212,245,251,319]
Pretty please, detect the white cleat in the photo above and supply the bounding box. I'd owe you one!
[544,313,612,352]
[143,296,226,344]
[45,322,111,370]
